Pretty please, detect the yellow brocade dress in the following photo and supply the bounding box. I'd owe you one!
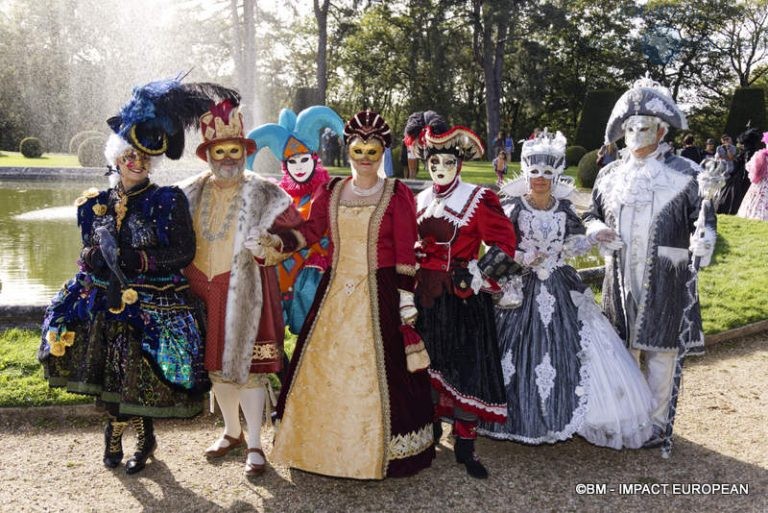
[272,204,386,479]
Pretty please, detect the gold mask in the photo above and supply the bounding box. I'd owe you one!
[209,141,245,161]
[348,139,384,162]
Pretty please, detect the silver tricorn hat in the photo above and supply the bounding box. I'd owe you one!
[604,75,687,144]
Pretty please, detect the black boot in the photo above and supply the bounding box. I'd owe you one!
[454,438,488,479]
[433,421,443,444]
[103,418,128,468]
[125,417,157,475]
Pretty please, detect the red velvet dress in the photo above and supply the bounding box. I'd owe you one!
[415,180,517,424]
[274,177,434,478]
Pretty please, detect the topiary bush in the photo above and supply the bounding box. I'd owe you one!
[19,137,44,158]
[574,89,621,151]
[724,87,766,138]
[577,149,600,189]
[69,130,104,154]
[77,135,107,168]
[566,145,588,167]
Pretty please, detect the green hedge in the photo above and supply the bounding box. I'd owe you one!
[69,130,104,154]
[566,145,588,167]
[77,135,107,167]
[574,89,620,151]
[577,149,600,188]
[725,88,766,137]
[19,137,43,158]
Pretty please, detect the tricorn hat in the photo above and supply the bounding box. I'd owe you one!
[604,75,687,145]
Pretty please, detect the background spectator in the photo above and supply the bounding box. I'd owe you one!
[680,134,703,164]
[492,148,508,187]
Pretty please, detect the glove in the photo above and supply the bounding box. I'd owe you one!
[592,228,624,250]
[399,289,418,326]
[689,228,716,267]
[81,246,107,273]
[513,250,546,268]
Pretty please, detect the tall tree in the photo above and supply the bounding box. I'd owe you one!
[314,0,330,103]
[470,0,513,158]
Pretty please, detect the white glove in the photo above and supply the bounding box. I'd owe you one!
[689,228,716,267]
[244,228,282,258]
[592,228,624,251]
[513,250,546,268]
[399,289,418,326]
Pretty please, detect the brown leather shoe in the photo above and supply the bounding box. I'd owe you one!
[244,447,266,477]
[204,433,244,458]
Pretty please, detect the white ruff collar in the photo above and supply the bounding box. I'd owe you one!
[609,147,672,210]
[416,180,486,227]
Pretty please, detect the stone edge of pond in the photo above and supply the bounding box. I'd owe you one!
[0,166,106,180]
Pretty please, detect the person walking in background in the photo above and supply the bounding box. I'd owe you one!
[596,142,618,167]
[703,138,717,160]
[716,134,737,175]
[493,148,508,187]
[718,127,764,215]
[679,134,703,164]
[504,132,515,160]
[493,130,506,161]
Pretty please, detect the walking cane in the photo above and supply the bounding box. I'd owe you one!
[661,160,724,458]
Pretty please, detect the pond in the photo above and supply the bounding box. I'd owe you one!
[0,179,99,305]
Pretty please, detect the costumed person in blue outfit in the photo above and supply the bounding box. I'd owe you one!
[37,79,235,474]
[246,106,343,334]
[477,130,655,449]
[583,76,717,448]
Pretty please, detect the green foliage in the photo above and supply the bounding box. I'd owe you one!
[577,149,600,188]
[725,88,767,136]
[68,130,104,154]
[19,136,43,158]
[77,135,107,168]
[565,145,588,167]
[0,328,90,407]
[574,90,620,151]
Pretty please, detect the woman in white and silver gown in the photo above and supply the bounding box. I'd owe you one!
[478,131,655,449]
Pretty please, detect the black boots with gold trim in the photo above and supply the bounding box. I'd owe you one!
[103,418,129,468]
[125,417,157,475]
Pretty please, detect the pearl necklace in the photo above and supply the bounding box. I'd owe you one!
[351,177,384,197]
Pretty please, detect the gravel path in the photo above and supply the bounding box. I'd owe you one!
[1,333,765,513]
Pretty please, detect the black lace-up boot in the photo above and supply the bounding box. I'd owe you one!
[125,417,157,475]
[103,418,129,468]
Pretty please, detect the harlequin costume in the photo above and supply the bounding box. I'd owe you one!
[246,106,343,334]
[272,111,434,480]
[405,111,517,478]
[38,79,229,474]
[178,98,303,477]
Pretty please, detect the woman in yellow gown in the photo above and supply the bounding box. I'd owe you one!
[269,111,434,479]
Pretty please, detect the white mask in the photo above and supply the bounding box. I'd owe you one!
[623,115,661,152]
[286,153,315,183]
[427,153,459,186]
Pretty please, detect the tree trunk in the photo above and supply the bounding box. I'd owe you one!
[314,0,330,104]
[472,1,510,159]
[230,0,258,125]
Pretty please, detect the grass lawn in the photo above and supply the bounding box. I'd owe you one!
[0,151,81,168]
[0,215,764,408]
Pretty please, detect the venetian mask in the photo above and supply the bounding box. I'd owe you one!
[525,165,557,181]
[427,153,459,186]
[209,141,245,180]
[286,152,315,183]
[348,138,384,163]
[623,115,662,152]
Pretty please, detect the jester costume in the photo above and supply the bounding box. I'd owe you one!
[246,106,343,334]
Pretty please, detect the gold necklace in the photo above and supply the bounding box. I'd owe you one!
[199,178,242,241]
